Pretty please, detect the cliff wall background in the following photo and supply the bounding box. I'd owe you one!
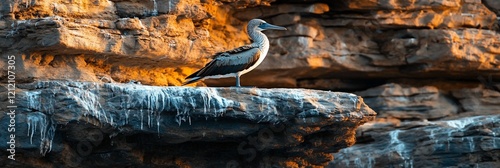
[0,0,499,167]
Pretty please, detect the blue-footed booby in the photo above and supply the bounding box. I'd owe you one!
[183,19,287,87]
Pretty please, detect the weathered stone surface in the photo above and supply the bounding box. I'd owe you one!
[297,79,385,91]
[0,0,499,167]
[326,81,500,167]
[452,85,500,116]
[234,3,330,20]
[0,15,213,61]
[1,0,499,87]
[0,0,117,20]
[326,0,497,29]
[329,115,500,168]
[335,0,461,10]
[0,81,375,167]
[356,83,458,120]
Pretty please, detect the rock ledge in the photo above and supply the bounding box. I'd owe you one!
[0,81,375,167]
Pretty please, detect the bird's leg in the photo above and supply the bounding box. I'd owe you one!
[235,75,241,87]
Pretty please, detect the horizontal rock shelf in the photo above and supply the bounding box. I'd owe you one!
[330,115,500,168]
[0,81,375,167]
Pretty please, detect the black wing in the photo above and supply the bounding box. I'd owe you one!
[186,46,261,80]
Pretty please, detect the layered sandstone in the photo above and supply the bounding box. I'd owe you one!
[0,0,499,167]
[2,0,497,87]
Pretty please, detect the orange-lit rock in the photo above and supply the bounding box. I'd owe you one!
[1,0,498,87]
[1,0,500,167]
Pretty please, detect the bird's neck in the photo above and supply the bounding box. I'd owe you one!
[248,29,270,53]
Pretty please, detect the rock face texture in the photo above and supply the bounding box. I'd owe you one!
[357,83,458,120]
[0,81,375,167]
[2,0,497,87]
[0,0,499,167]
[330,115,500,168]
[329,83,500,167]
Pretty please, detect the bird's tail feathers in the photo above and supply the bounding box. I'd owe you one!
[182,77,202,86]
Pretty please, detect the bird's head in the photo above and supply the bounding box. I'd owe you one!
[248,19,287,32]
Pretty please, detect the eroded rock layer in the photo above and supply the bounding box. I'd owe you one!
[0,0,498,87]
[0,0,499,167]
[0,81,375,167]
[330,115,500,168]
[329,83,500,167]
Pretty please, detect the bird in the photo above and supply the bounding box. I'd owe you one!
[183,19,287,87]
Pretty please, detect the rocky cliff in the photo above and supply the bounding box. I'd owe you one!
[0,81,375,167]
[0,0,499,167]
[0,0,499,87]
[330,83,500,167]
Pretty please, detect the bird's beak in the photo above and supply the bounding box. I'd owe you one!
[260,23,287,31]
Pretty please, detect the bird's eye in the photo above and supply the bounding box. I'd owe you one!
[259,23,264,26]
